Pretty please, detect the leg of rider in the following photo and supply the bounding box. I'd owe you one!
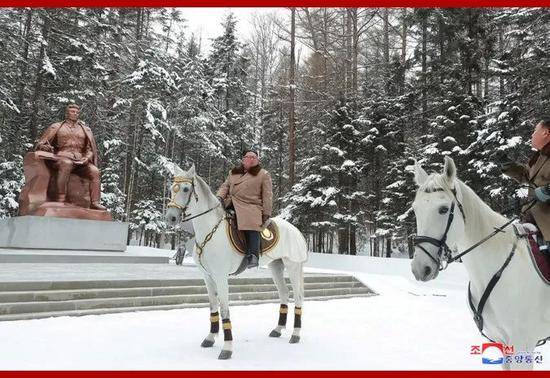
[244,230,260,267]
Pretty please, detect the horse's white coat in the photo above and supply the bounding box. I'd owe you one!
[165,165,307,359]
[411,157,550,370]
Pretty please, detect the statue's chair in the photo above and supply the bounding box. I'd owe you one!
[19,152,92,215]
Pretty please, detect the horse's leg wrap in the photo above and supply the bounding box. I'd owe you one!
[201,311,219,347]
[279,303,289,326]
[210,311,220,333]
[218,318,233,360]
[222,318,233,341]
[290,306,302,344]
[269,304,288,337]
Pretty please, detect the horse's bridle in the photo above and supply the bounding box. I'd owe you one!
[166,175,225,270]
[167,176,222,224]
[412,188,466,271]
[167,176,197,217]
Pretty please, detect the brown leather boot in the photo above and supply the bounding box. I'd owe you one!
[90,202,107,211]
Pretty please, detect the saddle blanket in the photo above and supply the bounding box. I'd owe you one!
[226,217,307,263]
[514,223,550,285]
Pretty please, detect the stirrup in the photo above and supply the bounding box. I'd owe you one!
[247,254,259,268]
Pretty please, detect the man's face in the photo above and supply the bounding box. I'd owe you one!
[66,107,80,122]
[531,122,550,150]
[242,152,259,170]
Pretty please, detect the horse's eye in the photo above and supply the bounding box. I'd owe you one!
[439,206,449,214]
[183,187,189,193]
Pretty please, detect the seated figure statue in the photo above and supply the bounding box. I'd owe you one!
[18,104,110,220]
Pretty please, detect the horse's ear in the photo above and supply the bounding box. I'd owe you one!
[187,164,196,177]
[443,156,457,183]
[173,163,184,176]
[414,160,428,186]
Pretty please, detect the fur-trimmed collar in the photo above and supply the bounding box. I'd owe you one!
[231,164,262,176]
[529,142,550,166]
[542,142,550,157]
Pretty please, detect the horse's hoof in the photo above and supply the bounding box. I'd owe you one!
[289,335,300,344]
[201,339,214,348]
[269,330,282,338]
[218,350,232,360]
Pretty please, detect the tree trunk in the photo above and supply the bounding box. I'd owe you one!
[288,8,296,188]
[14,8,33,151]
[385,237,392,258]
[498,27,505,97]
[421,11,428,131]
[322,9,329,94]
[349,225,357,255]
[338,228,348,254]
[345,8,352,95]
[351,8,358,95]
[401,8,407,65]
[29,12,50,143]
[383,8,390,94]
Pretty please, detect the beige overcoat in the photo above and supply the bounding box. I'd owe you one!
[503,144,550,240]
[216,164,273,231]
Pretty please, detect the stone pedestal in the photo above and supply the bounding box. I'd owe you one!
[33,202,111,221]
[0,216,128,252]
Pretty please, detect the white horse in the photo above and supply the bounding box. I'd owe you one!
[165,164,308,360]
[411,156,550,370]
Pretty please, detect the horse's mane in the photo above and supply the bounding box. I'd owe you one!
[194,173,225,215]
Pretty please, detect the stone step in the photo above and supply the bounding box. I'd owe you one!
[0,293,376,322]
[0,251,168,264]
[0,275,357,292]
[0,287,373,315]
[0,281,365,303]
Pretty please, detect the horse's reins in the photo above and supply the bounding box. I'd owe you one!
[412,184,550,345]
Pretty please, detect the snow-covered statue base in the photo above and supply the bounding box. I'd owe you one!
[0,216,128,252]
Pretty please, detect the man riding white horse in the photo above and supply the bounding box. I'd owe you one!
[165,164,307,359]
[501,118,550,252]
[216,149,273,268]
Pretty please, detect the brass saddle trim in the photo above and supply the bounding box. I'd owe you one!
[226,218,280,255]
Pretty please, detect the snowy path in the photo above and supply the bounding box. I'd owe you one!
[1,254,549,370]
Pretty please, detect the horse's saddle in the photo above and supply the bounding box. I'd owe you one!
[226,217,279,255]
[515,223,550,285]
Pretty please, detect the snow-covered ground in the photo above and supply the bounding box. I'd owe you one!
[1,253,549,370]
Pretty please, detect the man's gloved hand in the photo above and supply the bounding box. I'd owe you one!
[496,152,517,173]
[535,184,550,203]
[500,161,515,172]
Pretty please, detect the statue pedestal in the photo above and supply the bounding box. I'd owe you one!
[0,216,128,252]
[33,202,112,221]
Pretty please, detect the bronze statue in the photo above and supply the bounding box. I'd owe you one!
[34,104,106,210]
[19,104,110,220]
